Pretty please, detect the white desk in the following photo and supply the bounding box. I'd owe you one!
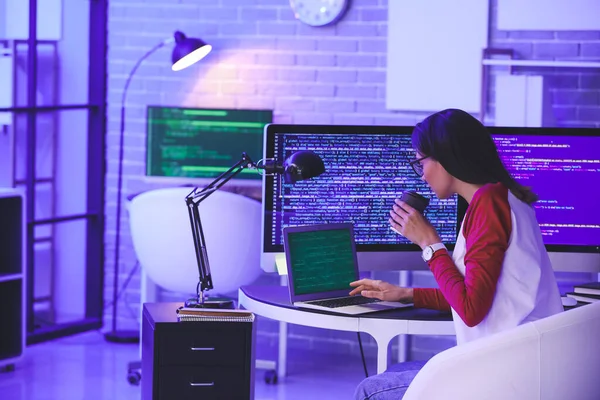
[238,285,455,377]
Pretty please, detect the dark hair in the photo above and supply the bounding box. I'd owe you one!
[411,108,537,204]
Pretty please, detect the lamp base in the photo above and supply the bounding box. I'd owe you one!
[185,297,234,309]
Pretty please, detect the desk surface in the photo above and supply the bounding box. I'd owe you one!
[239,285,455,375]
[240,285,452,322]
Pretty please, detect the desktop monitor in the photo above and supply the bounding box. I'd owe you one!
[146,106,272,186]
[261,124,467,272]
[262,124,600,274]
[489,126,600,272]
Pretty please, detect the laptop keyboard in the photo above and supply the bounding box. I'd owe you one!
[306,296,380,308]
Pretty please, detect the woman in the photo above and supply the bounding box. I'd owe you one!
[351,109,563,400]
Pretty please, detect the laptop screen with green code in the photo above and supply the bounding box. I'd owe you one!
[285,224,358,297]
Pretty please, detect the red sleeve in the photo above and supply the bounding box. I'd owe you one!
[422,184,512,327]
[413,287,451,311]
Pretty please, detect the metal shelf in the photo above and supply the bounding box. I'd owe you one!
[482,59,600,68]
[0,273,23,283]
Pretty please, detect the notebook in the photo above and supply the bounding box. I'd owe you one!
[176,307,255,323]
[573,282,600,296]
[565,292,600,304]
[283,223,412,315]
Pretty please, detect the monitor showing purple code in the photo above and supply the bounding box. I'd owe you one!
[493,134,600,247]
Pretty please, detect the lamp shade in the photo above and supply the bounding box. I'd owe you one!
[282,151,326,183]
[171,31,212,72]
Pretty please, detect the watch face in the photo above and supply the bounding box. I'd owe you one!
[289,0,349,27]
[423,246,433,261]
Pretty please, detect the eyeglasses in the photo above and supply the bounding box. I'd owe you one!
[409,156,430,177]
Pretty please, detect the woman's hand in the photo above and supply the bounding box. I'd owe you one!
[390,199,441,249]
[349,279,413,303]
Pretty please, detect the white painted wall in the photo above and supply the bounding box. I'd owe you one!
[0,0,62,40]
[386,0,489,113]
[498,0,600,31]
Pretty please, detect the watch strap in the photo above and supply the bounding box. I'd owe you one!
[429,243,446,253]
[422,242,447,262]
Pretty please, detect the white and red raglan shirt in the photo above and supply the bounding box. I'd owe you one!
[413,183,563,344]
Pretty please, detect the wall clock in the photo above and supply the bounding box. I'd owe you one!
[289,0,350,27]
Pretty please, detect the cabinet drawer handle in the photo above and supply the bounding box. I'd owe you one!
[189,382,215,387]
[190,347,215,351]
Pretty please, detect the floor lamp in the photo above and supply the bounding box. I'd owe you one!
[104,31,212,343]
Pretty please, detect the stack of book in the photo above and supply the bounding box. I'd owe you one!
[565,282,600,304]
[176,307,255,323]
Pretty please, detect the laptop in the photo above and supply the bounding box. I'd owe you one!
[283,223,412,315]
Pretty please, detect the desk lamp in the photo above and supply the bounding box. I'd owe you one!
[106,31,211,344]
[185,151,325,308]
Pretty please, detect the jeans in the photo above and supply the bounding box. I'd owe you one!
[353,360,427,400]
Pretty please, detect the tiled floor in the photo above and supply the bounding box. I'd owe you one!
[0,331,370,400]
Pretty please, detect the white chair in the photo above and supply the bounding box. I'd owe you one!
[128,186,263,300]
[404,301,600,400]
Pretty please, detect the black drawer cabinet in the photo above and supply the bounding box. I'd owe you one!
[142,303,255,400]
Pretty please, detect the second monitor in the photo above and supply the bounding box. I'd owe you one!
[146,106,272,186]
[261,124,600,273]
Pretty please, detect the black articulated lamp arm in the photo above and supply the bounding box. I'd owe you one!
[185,152,257,307]
[183,149,325,309]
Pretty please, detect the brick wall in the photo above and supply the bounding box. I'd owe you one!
[106,0,600,362]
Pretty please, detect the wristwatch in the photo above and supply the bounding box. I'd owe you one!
[422,243,446,262]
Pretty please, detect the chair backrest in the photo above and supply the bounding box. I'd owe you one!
[404,301,600,400]
[128,187,263,296]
